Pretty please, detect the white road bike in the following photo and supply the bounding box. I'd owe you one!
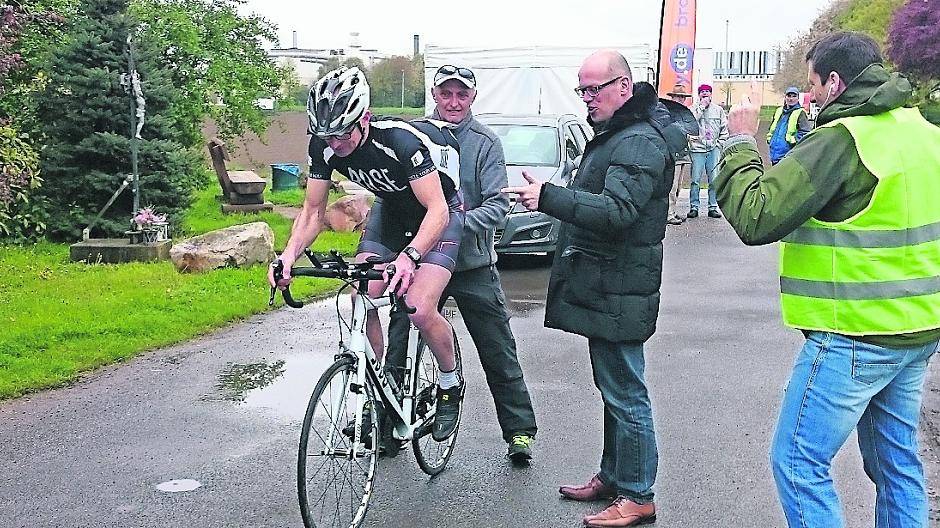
[270,249,463,528]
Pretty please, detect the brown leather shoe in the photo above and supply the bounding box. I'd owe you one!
[559,474,617,502]
[583,497,656,527]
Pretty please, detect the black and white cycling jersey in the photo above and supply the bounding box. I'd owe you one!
[308,117,461,219]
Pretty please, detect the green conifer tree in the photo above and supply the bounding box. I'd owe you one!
[37,0,201,240]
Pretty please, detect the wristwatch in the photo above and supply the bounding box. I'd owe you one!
[402,246,422,265]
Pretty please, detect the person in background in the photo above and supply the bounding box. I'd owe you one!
[665,83,693,225]
[766,86,811,165]
[687,84,728,219]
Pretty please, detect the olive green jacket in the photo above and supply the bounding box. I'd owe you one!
[714,64,940,347]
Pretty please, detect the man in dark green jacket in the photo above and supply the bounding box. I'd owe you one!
[715,32,940,527]
[504,49,687,528]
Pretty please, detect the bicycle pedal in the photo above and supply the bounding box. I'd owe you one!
[413,421,433,439]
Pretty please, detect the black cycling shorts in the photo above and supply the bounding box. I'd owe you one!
[357,193,464,273]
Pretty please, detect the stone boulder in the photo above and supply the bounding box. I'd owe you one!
[324,194,372,232]
[170,222,275,273]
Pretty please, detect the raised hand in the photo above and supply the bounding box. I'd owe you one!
[501,170,543,211]
[728,80,762,137]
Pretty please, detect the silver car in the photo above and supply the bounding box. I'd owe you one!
[476,113,593,255]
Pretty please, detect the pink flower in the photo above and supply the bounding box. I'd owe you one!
[132,207,167,229]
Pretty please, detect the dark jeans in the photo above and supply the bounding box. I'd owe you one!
[589,338,657,504]
[387,265,537,442]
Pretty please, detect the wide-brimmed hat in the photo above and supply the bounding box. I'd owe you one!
[666,83,692,98]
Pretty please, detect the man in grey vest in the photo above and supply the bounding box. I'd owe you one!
[383,65,538,463]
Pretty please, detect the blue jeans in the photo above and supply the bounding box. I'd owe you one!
[770,332,938,527]
[689,148,719,211]
[588,338,657,504]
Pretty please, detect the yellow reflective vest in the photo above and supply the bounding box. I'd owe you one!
[779,107,940,335]
[766,105,806,145]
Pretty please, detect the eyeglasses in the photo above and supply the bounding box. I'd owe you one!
[316,125,356,141]
[435,65,476,84]
[574,76,623,98]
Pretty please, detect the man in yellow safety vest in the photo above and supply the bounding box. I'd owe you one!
[766,86,811,164]
[715,31,940,527]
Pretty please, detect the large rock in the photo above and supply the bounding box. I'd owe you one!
[324,194,372,232]
[170,222,275,273]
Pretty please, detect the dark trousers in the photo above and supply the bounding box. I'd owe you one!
[588,338,657,503]
[387,265,537,442]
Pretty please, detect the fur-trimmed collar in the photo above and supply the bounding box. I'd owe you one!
[588,81,659,132]
[585,81,691,159]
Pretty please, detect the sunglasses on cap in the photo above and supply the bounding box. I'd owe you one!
[434,65,476,84]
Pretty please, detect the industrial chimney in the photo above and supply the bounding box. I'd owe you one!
[413,34,420,58]
[292,30,298,49]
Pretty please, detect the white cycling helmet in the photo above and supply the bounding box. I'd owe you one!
[307,66,370,136]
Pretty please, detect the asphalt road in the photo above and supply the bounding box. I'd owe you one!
[3,204,940,527]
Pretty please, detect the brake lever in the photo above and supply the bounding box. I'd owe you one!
[385,264,417,314]
[303,248,323,268]
[329,249,347,268]
[268,259,283,306]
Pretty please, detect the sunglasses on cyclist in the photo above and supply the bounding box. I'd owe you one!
[434,65,476,89]
[315,124,357,141]
[574,76,624,98]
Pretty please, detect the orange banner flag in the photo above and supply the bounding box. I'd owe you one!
[656,0,697,103]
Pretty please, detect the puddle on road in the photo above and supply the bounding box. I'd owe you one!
[209,353,338,421]
[215,360,287,402]
[209,300,472,421]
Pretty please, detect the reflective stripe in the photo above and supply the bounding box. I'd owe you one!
[783,220,940,248]
[780,275,940,300]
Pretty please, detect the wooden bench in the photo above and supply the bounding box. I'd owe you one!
[207,138,273,213]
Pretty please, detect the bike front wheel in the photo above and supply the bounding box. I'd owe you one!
[298,355,378,528]
[412,328,463,475]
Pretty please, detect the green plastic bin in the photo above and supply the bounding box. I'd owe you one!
[271,163,300,191]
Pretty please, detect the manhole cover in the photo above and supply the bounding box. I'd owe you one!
[156,479,202,493]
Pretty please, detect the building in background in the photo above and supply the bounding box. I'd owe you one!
[711,49,784,107]
[268,31,391,85]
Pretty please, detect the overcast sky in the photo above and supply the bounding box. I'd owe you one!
[240,0,834,54]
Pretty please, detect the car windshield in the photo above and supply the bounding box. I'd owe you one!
[488,125,559,167]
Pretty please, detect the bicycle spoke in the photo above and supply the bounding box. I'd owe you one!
[412,328,461,476]
[308,376,353,457]
[299,358,377,528]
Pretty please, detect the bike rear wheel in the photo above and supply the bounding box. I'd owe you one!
[298,356,378,528]
[412,328,463,475]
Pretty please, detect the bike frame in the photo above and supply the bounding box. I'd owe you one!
[342,290,431,455]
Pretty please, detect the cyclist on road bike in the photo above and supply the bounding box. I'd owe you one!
[268,66,465,441]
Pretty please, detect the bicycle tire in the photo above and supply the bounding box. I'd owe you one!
[412,328,462,475]
[298,355,378,528]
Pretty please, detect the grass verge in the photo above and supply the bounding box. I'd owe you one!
[181,185,357,254]
[0,185,359,399]
[265,188,345,208]
[371,106,424,117]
